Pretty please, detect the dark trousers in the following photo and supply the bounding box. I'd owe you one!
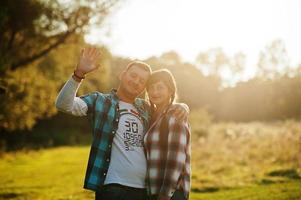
[150,189,187,200]
[95,184,148,200]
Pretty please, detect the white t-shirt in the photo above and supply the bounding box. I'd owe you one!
[104,101,147,188]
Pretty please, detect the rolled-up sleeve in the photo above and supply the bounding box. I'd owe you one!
[79,92,99,115]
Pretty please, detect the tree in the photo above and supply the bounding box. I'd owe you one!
[196,48,245,87]
[196,48,229,76]
[0,0,118,73]
[0,39,112,131]
[159,51,181,65]
[257,39,289,79]
[0,0,118,131]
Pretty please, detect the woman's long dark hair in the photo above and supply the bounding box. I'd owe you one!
[146,69,181,175]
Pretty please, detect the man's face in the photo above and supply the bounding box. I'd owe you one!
[119,65,150,98]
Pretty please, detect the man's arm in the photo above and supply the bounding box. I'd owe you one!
[55,47,101,116]
[55,76,88,116]
[168,103,190,121]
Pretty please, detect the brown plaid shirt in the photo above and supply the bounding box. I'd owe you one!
[144,108,191,199]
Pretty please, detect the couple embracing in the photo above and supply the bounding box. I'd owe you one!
[55,48,191,200]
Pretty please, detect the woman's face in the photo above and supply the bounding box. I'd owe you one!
[147,81,172,107]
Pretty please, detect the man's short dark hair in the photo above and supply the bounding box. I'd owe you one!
[125,61,152,74]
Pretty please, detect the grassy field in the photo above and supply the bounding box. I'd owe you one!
[0,119,301,199]
[0,147,94,200]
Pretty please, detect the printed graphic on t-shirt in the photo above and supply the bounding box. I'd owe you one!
[104,101,147,187]
[119,108,143,151]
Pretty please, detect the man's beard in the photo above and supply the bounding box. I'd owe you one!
[122,84,139,99]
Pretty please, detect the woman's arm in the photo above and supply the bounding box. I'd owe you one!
[159,116,189,199]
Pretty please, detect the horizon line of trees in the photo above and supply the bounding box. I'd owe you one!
[142,46,301,122]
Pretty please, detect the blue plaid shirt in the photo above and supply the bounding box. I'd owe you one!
[80,89,150,191]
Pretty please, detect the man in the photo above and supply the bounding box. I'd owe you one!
[55,48,187,200]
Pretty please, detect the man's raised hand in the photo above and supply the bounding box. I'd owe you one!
[75,47,101,77]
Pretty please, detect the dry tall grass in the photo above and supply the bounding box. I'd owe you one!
[189,109,301,190]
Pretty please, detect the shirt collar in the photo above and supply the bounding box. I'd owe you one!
[110,88,144,109]
[110,89,119,101]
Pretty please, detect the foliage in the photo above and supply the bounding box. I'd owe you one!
[0,0,117,131]
[0,113,91,151]
[257,40,290,79]
[0,40,112,131]
[196,48,245,87]
[0,62,58,130]
[0,0,117,72]
[216,75,301,121]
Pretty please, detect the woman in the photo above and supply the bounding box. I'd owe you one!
[144,69,191,200]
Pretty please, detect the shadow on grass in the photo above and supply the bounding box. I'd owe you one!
[191,186,220,193]
[0,192,21,199]
[258,169,301,185]
[259,178,286,185]
[267,169,301,179]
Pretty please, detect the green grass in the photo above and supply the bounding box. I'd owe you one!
[0,147,94,199]
[1,119,301,199]
[190,180,301,200]
[0,146,300,200]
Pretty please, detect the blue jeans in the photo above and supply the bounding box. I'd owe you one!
[95,184,147,200]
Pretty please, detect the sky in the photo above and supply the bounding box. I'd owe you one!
[85,0,301,84]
